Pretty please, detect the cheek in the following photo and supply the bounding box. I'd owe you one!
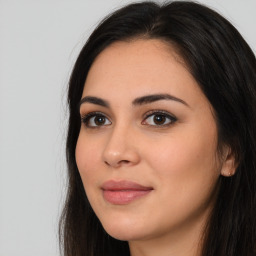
[75,133,106,211]
[145,125,219,186]
[143,128,220,224]
[75,133,101,181]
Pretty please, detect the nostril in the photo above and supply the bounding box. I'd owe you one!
[122,160,130,164]
[104,161,110,166]
[102,146,140,167]
[118,160,130,165]
[104,159,130,167]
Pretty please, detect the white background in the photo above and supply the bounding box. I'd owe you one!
[0,0,255,255]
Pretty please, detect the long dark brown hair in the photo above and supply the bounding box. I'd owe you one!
[59,1,256,256]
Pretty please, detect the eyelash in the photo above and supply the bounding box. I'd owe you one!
[81,112,111,128]
[81,110,177,128]
[142,110,177,127]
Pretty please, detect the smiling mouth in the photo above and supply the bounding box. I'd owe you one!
[101,180,153,205]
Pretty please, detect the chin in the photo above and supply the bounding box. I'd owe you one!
[100,216,147,241]
[107,231,135,241]
[104,228,145,242]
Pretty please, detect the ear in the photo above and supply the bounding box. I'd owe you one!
[220,146,237,177]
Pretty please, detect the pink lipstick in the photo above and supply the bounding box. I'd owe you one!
[101,180,153,205]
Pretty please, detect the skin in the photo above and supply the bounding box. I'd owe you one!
[75,39,235,256]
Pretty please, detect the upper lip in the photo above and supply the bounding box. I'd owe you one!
[101,180,153,191]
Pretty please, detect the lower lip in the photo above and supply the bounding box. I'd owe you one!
[103,190,152,205]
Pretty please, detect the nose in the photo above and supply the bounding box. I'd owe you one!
[102,125,140,168]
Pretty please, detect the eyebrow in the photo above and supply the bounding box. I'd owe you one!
[79,96,110,108]
[79,93,189,109]
[132,93,189,107]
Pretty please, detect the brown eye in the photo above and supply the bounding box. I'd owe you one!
[153,115,166,125]
[142,111,177,126]
[94,116,106,126]
[82,113,111,128]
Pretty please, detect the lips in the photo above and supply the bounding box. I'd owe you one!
[101,180,153,205]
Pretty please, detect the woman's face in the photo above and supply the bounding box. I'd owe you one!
[76,39,225,243]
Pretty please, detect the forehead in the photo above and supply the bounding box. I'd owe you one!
[82,39,206,108]
[85,39,183,88]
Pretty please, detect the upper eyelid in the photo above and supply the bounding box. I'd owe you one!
[80,109,177,124]
[142,109,177,119]
[80,111,110,119]
[80,109,175,117]
[81,112,112,128]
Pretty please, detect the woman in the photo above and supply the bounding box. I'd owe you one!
[59,1,256,256]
